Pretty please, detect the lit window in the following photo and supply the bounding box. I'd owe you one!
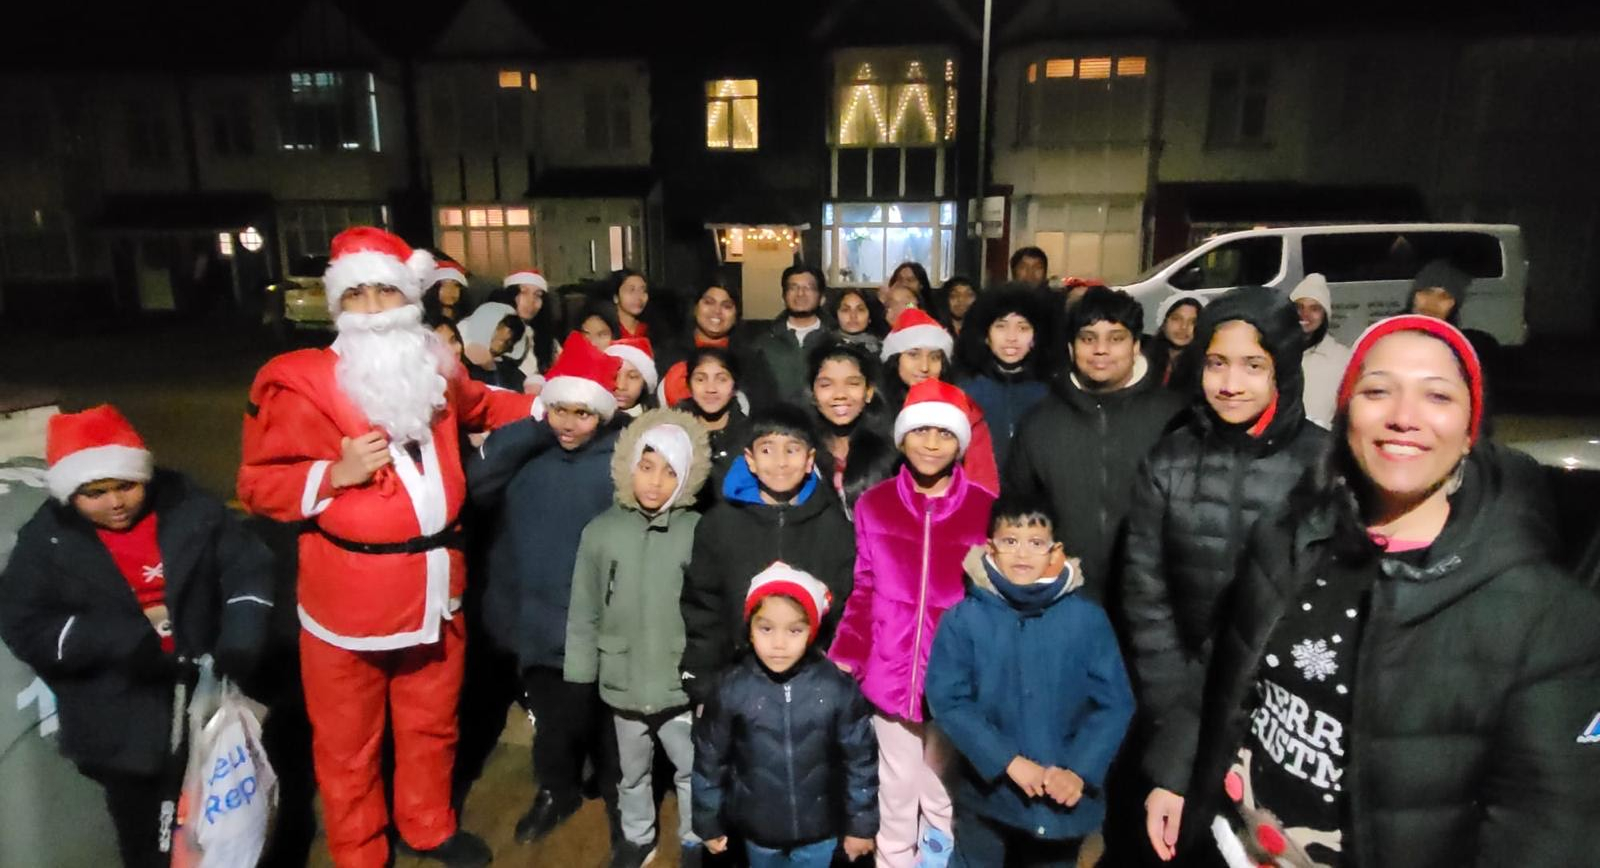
[506,208,531,227]
[439,208,464,227]
[468,209,488,228]
[1045,59,1075,79]
[1117,56,1148,77]
[217,232,234,257]
[498,70,523,89]
[239,226,264,252]
[706,78,759,150]
[528,73,538,92]
[1080,58,1112,80]
[1027,63,1038,84]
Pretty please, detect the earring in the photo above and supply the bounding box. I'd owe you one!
[1442,460,1466,497]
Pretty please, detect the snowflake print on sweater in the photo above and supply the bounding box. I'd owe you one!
[1292,638,1338,682]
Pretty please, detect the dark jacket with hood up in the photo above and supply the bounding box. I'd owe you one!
[0,470,275,776]
[1122,285,1328,791]
[1004,355,1187,603]
[679,458,856,704]
[469,414,621,670]
[692,649,879,848]
[926,547,1134,840]
[1183,443,1600,866]
[812,405,900,519]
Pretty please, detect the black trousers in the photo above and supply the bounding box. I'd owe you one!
[951,805,1081,868]
[85,769,170,868]
[521,664,618,808]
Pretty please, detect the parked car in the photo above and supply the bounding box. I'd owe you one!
[1511,436,1600,589]
[1120,224,1528,346]
[263,255,332,338]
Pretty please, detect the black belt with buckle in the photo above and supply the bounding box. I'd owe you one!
[314,523,465,556]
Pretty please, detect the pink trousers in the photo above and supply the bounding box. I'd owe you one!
[872,714,954,868]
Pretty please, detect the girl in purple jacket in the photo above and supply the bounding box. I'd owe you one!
[830,379,997,867]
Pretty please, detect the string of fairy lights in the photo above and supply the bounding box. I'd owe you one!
[838,60,955,146]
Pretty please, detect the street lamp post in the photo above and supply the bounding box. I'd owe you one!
[971,0,994,283]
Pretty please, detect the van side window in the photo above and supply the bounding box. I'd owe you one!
[1170,236,1283,290]
[1303,232,1503,282]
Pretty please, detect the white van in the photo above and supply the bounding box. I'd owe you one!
[1119,224,1528,346]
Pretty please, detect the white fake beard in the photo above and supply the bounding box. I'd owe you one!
[333,305,456,444]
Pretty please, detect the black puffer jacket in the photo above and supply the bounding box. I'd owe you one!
[0,470,275,775]
[1122,286,1327,791]
[691,651,879,848]
[679,460,856,705]
[812,407,899,518]
[1184,443,1600,866]
[1004,355,1187,602]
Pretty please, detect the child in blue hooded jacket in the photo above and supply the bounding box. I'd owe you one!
[925,495,1134,866]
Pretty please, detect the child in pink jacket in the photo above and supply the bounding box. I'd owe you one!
[829,379,996,867]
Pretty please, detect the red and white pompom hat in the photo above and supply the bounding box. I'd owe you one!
[503,270,549,292]
[881,307,954,362]
[321,227,437,316]
[430,264,468,287]
[894,378,974,456]
[542,332,624,421]
[605,337,659,392]
[744,561,834,641]
[45,405,153,503]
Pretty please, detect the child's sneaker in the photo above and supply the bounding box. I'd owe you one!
[915,825,953,868]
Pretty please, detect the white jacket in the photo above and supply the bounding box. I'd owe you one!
[1301,335,1352,429]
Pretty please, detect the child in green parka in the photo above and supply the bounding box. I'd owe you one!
[566,407,712,868]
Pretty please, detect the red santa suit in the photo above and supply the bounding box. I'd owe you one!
[237,228,532,868]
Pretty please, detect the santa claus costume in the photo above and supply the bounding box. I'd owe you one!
[238,227,533,868]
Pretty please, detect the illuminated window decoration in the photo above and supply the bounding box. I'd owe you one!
[889,62,937,144]
[944,59,955,83]
[239,226,264,252]
[706,78,759,150]
[839,63,889,145]
[1079,57,1112,80]
[826,202,955,287]
[711,224,805,262]
[1116,56,1147,77]
[217,232,234,257]
[1045,58,1075,79]
[1027,63,1038,84]
[528,73,539,91]
[498,70,523,89]
[944,83,957,141]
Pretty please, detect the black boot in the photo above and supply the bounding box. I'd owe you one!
[396,830,493,867]
[514,789,581,844]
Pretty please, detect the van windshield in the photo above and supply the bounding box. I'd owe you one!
[1133,252,1186,283]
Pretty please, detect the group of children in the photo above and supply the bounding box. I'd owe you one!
[478,326,1136,868]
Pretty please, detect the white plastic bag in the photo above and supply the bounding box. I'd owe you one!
[177,660,277,868]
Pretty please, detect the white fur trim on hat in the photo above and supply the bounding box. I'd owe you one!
[635,423,694,509]
[541,375,619,422]
[323,248,437,316]
[47,444,153,503]
[744,561,834,639]
[1289,273,1332,313]
[605,345,659,392]
[431,266,468,286]
[880,323,954,361]
[1155,291,1209,327]
[894,401,972,457]
[504,271,548,291]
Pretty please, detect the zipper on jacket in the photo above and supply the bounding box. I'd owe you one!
[1097,401,1110,547]
[777,506,787,557]
[908,501,934,718]
[782,681,800,840]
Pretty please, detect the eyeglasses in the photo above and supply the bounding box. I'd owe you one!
[991,537,1057,554]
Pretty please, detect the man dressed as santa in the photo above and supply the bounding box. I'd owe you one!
[238,227,533,868]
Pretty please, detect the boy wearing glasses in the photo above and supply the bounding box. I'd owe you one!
[925,496,1135,866]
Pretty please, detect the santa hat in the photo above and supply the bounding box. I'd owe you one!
[45,405,153,503]
[1288,273,1332,313]
[503,270,549,292]
[881,308,954,362]
[744,561,834,642]
[893,379,974,456]
[430,265,468,287]
[322,227,436,316]
[542,333,623,421]
[1336,314,1485,444]
[605,337,658,392]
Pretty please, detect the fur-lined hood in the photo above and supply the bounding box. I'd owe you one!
[961,544,1085,597]
[610,407,712,511]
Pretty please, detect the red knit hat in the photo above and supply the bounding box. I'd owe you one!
[1336,314,1485,443]
[605,337,659,392]
[894,379,974,456]
[881,307,954,362]
[322,227,437,316]
[45,405,153,503]
[542,332,624,421]
[744,561,834,642]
